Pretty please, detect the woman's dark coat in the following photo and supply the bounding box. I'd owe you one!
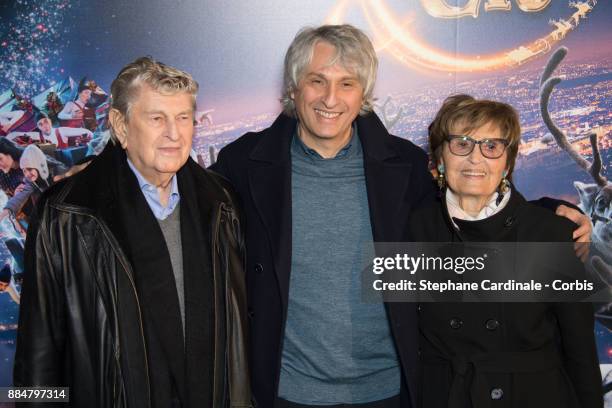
[409,189,602,408]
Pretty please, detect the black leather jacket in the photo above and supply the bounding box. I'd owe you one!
[14,143,252,407]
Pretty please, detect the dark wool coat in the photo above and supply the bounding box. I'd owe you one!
[211,112,436,408]
[409,189,602,408]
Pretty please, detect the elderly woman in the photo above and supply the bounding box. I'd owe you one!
[410,95,602,408]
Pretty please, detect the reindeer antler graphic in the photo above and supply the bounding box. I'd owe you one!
[539,46,607,187]
[375,96,404,131]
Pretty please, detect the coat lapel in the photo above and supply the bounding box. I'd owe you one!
[356,115,420,408]
[247,114,295,310]
[357,113,413,242]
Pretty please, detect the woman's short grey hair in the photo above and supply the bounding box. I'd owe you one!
[281,24,378,117]
[109,56,198,142]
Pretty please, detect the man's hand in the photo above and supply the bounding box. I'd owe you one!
[53,161,91,182]
[556,204,592,242]
[556,204,592,261]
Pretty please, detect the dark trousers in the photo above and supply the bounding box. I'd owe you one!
[275,395,401,408]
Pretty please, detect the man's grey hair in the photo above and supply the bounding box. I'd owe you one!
[281,24,378,117]
[109,56,199,142]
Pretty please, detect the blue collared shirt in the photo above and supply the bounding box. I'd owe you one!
[127,159,180,220]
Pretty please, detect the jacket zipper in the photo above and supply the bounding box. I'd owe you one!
[211,203,223,407]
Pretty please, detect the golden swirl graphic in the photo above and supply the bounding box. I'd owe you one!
[325,0,597,72]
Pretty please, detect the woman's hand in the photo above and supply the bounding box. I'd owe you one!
[14,183,26,194]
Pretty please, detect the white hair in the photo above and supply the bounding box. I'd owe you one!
[281,24,378,116]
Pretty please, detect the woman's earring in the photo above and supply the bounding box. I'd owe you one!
[496,170,510,205]
[499,169,509,194]
[437,164,446,189]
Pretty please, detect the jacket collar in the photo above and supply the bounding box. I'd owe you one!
[248,113,295,163]
[356,112,403,162]
[442,185,527,242]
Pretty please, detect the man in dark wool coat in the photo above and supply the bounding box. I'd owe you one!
[211,24,591,408]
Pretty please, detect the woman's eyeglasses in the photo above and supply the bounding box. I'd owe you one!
[446,135,509,159]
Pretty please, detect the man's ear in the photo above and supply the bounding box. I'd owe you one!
[289,84,296,101]
[109,108,128,149]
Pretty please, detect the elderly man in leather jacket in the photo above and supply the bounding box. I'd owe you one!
[14,57,252,408]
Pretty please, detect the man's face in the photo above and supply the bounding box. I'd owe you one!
[292,41,364,148]
[78,89,92,104]
[0,282,7,292]
[37,118,52,135]
[112,85,194,185]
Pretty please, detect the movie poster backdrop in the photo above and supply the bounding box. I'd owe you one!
[0,0,610,400]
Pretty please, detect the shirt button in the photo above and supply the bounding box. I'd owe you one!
[491,388,503,400]
[504,217,515,227]
[449,317,463,329]
[254,263,264,274]
[485,319,500,331]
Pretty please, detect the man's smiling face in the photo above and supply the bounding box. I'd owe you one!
[292,41,364,150]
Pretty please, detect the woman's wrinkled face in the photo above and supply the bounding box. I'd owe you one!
[440,121,509,201]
